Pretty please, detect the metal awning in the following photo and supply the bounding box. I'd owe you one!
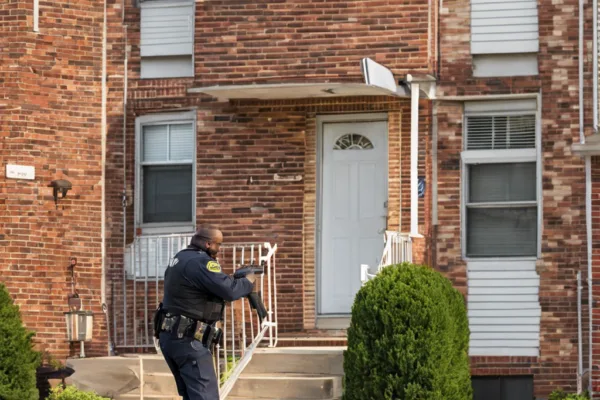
[187,58,436,239]
[573,134,600,156]
[187,82,407,101]
[187,58,435,101]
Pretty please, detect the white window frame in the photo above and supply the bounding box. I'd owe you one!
[461,100,542,261]
[135,111,197,235]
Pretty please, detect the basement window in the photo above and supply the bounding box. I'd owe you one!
[472,376,534,400]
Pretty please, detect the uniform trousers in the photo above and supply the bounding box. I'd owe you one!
[159,330,219,400]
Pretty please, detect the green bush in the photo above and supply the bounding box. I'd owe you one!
[0,283,40,400]
[549,389,590,400]
[343,263,471,400]
[47,385,110,400]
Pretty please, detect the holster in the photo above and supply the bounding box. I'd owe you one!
[152,303,164,339]
[202,324,223,349]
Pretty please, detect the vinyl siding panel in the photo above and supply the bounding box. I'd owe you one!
[467,260,540,357]
[140,2,194,57]
[471,0,539,54]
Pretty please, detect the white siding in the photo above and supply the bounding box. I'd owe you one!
[467,260,540,357]
[140,1,194,57]
[471,0,539,54]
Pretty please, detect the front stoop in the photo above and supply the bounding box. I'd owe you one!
[227,347,345,400]
[66,347,346,400]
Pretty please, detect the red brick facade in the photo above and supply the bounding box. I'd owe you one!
[101,0,435,346]
[2,0,597,398]
[0,0,109,359]
[437,0,594,397]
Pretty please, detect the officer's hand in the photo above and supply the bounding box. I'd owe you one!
[244,273,257,284]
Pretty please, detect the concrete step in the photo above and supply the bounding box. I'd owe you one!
[276,337,347,348]
[228,398,341,400]
[228,373,343,400]
[243,347,344,376]
[121,372,178,397]
[116,396,180,400]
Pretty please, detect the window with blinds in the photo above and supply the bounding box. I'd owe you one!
[466,162,537,257]
[466,115,536,150]
[463,111,538,258]
[140,122,194,224]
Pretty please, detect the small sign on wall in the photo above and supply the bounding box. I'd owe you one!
[6,164,35,180]
[418,176,426,198]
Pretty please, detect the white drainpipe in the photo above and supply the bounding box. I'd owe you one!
[33,0,39,32]
[101,0,109,356]
[594,0,598,134]
[410,83,420,238]
[587,155,593,396]
[581,0,586,145]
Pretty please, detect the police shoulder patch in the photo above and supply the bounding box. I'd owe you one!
[206,261,221,273]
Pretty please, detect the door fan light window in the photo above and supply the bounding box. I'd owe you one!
[334,133,374,150]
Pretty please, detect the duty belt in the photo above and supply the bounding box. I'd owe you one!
[160,314,210,340]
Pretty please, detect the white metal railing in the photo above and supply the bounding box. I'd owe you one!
[361,231,412,284]
[114,234,278,398]
[216,242,278,399]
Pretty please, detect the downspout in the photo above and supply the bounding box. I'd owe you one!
[594,0,598,134]
[587,155,593,396]
[581,0,586,145]
[410,83,421,238]
[431,102,438,267]
[33,0,39,32]
[120,24,128,353]
[101,0,109,356]
[578,0,586,391]
[592,0,599,390]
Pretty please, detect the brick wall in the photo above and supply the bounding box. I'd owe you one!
[438,0,590,396]
[102,0,435,343]
[124,0,433,86]
[0,0,113,359]
[106,94,430,335]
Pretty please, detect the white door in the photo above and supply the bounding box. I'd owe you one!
[320,121,388,315]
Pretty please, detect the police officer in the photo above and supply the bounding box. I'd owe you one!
[156,225,256,400]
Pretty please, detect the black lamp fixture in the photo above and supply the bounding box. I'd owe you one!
[48,179,72,209]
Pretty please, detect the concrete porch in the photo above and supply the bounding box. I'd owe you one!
[66,347,345,399]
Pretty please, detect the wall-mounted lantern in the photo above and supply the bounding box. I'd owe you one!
[64,257,93,358]
[48,179,72,209]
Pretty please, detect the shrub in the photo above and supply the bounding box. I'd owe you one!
[0,283,40,400]
[343,262,471,400]
[47,385,110,400]
[549,389,590,400]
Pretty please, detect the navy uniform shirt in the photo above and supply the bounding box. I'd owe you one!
[162,246,254,322]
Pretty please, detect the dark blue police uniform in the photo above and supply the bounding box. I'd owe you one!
[157,245,254,400]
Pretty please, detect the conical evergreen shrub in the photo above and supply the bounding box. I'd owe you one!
[0,283,40,400]
[343,263,471,400]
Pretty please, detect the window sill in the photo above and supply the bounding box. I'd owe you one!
[137,224,195,236]
[463,256,538,262]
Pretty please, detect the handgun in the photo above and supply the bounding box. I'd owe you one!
[233,263,268,323]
